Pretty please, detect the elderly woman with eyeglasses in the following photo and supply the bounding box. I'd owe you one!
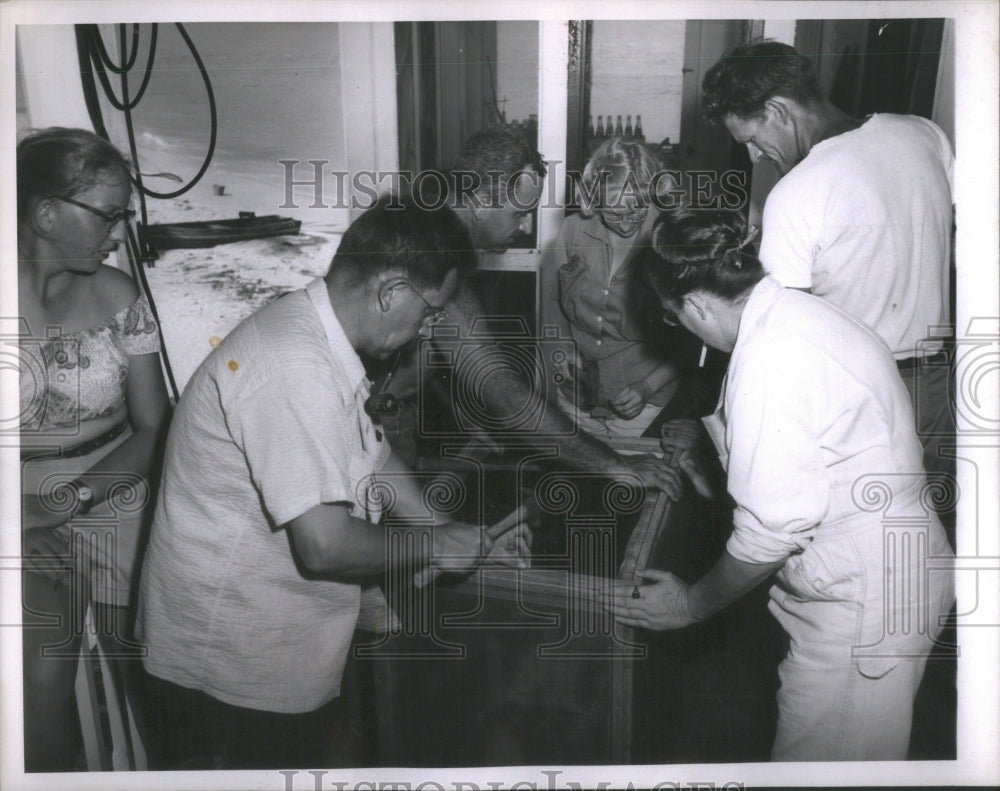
[606,207,954,761]
[540,137,682,439]
[17,127,170,771]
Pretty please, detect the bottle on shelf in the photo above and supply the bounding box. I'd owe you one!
[614,115,624,137]
[625,114,633,138]
[596,115,605,138]
[589,115,596,140]
[635,114,645,142]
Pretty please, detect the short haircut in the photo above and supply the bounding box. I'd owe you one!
[577,136,674,217]
[701,40,823,123]
[641,207,764,302]
[326,195,477,290]
[17,127,132,225]
[450,125,546,204]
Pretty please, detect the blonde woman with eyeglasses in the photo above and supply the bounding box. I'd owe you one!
[17,127,171,771]
[541,137,683,439]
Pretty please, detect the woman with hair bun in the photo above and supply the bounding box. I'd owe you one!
[18,127,170,770]
[607,207,954,761]
[541,137,682,439]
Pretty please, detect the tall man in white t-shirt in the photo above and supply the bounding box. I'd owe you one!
[701,40,955,533]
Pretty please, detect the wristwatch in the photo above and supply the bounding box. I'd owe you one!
[65,480,94,519]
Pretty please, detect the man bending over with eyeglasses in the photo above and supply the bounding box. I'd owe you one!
[135,197,531,770]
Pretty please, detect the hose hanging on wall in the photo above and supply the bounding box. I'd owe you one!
[75,22,220,402]
[76,23,219,204]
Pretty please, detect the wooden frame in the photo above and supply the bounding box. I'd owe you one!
[565,21,592,182]
[362,436,678,765]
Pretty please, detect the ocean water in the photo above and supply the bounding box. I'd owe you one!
[128,22,349,230]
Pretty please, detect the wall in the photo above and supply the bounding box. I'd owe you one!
[589,20,686,147]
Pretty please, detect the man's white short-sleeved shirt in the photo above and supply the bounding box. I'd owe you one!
[137,279,389,713]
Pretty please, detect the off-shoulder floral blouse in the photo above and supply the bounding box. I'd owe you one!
[20,295,161,432]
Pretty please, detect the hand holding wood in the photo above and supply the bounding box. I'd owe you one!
[413,501,536,588]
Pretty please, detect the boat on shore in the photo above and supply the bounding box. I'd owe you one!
[142,211,302,251]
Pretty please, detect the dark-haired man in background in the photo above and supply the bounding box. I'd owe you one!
[387,126,684,493]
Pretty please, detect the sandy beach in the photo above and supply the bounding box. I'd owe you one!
[136,164,343,394]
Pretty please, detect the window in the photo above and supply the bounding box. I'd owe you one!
[16,23,350,391]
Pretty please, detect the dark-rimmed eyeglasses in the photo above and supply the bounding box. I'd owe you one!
[54,195,136,227]
[407,281,448,326]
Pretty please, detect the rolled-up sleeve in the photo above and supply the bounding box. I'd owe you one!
[723,342,829,563]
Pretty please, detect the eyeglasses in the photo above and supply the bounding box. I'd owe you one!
[599,206,648,224]
[54,194,136,227]
[407,281,448,326]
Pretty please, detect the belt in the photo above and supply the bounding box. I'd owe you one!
[21,419,130,463]
[896,350,948,372]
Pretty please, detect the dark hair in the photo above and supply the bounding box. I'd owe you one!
[641,207,764,302]
[450,125,546,203]
[326,194,477,290]
[17,127,132,225]
[702,40,823,123]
